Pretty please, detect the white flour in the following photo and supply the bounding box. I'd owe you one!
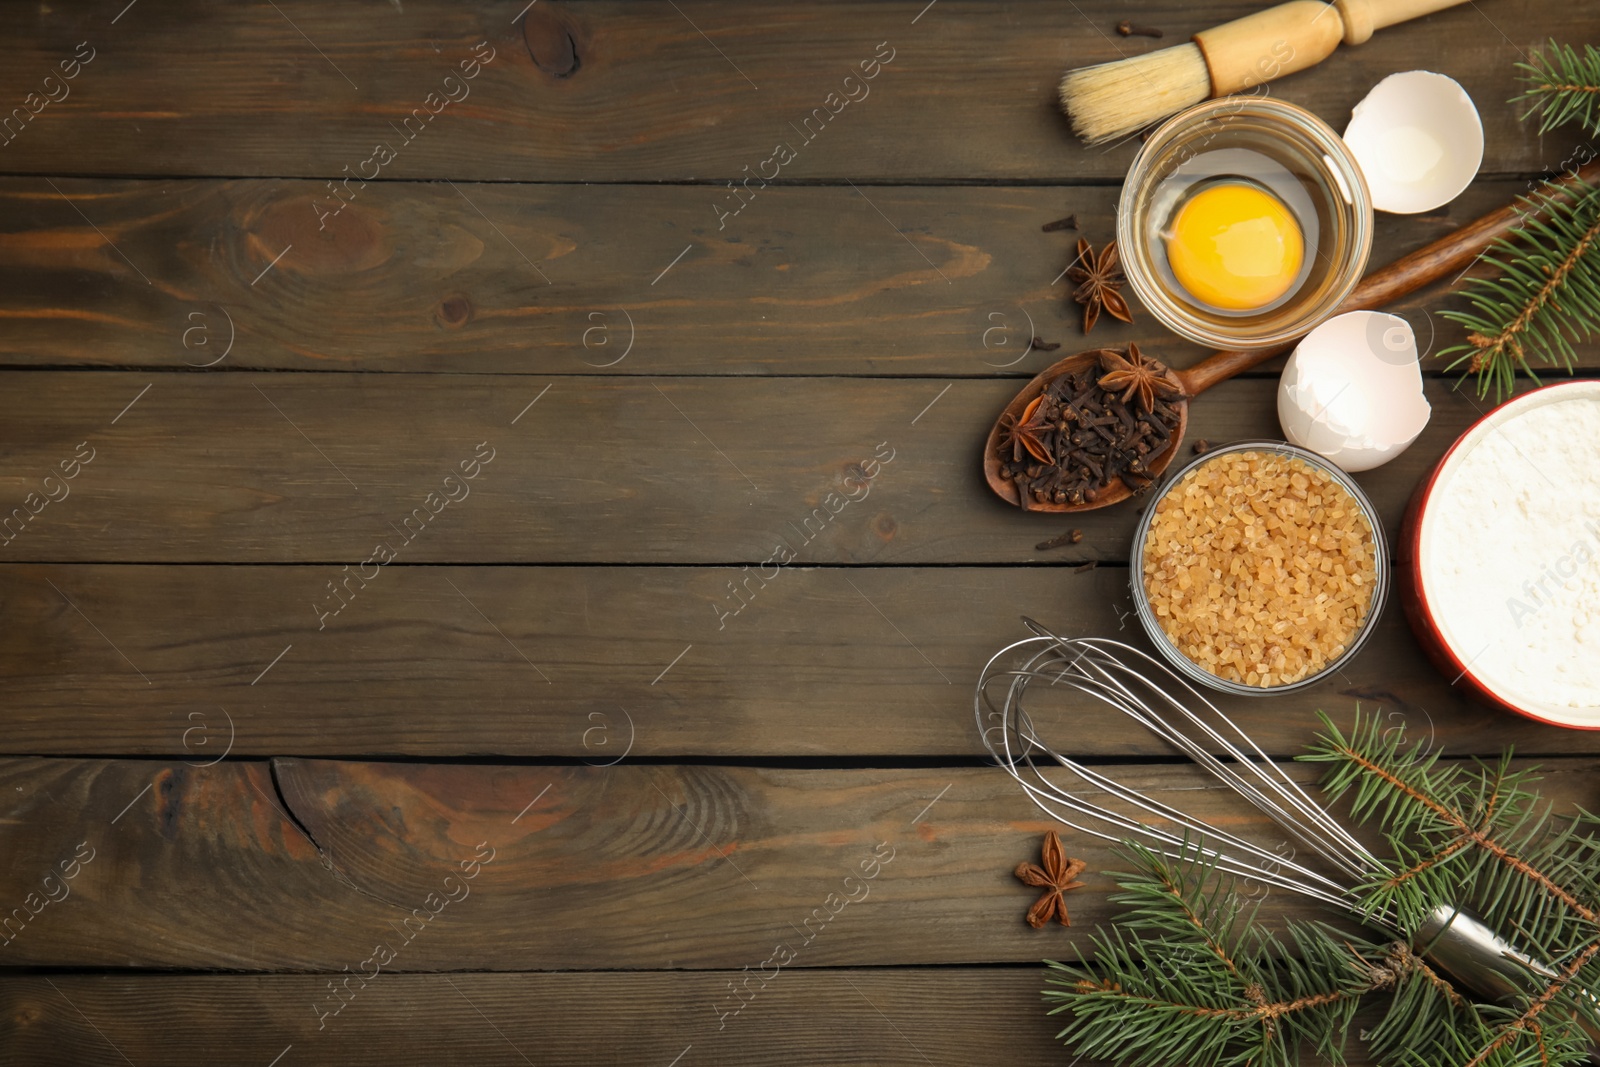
[1424,396,1600,712]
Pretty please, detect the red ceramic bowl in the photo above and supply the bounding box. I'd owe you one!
[1398,380,1600,729]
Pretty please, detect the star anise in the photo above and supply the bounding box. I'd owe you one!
[1097,343,1181,413]
[997,395,1053,464]
[1066,237,1133,333]
[1014,830,1087,928]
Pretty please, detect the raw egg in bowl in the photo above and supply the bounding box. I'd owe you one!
[1165,178,1307,313]
[1118,97,1373,351]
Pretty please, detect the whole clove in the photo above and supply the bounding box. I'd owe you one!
[998,346,1184,509]
[1116,20,1163,38]
[1192,439,1212,454]
[1032,337,1062,352]
[1041,215,1078,233]
[1035,528,1084,551]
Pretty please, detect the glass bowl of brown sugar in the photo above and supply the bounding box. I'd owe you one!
[1129,441,1389,695]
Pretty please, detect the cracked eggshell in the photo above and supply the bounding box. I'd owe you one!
[1278,311,1431,472]
[1343,71,1483,215]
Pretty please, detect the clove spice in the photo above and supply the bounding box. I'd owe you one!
[998,346,1184,508]
[1036,528,1084,551]
[1116,19,1163,38]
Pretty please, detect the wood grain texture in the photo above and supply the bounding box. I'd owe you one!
[2,0,1597,1058]
[0,971,1397,1067]
[0,371,1543,563]
[0,970,1071,1067]
[1,757,1593,971]
[8,563,1591,759]
[0,1,1585,182]
[3,177,1589,376]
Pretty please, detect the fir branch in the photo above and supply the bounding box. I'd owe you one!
[1045,715,1600,1067]
[1303,711,1600,1066]
[1461,939,1600,1067]
[1377,836,1471,894]
[1061,975,1366,1024]
[1044,846,1397,1067]
[1110,842,1254,984]
[1528,1020,1551,1067]
[1382,941,1468,1011]
[1516,40,1600,137]
[1477,756,1510,831]
[1304,711,1598,931]
[1437,176,1600,401]
[1364,941,1478,1067]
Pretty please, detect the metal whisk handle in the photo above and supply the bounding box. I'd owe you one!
[1415,906,1600,1064]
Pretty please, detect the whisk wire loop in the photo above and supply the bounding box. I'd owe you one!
[976,621,1397,931]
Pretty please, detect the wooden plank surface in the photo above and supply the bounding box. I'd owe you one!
[4,563,1592,758]
[0,971,1398,1067]
[0,970,1072,1067]
[0,1,1584,182]
[1,756,1593,971]
[0,372,1532,563]
[6,1,1600,1062]
[3,177,1587,376]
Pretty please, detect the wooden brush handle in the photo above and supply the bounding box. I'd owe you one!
[1195,0,1471,96]
[1175,159,1600,397]
[1335,0,1472,44]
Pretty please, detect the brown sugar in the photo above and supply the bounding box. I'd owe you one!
[1140,450,1377,688]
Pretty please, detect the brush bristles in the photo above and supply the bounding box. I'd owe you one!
[1059,43,1212,146]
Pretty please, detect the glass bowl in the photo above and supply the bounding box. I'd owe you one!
[1128,440,1390,696]
[1117,97,1374,351]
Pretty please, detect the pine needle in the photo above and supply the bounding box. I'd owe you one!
[1041,710,1600,1067]
[1516,39,1600,136]
[1436,176,1600,400]
[1434,41,1600,401]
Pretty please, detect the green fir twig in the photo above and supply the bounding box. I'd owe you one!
[1516,40,1600,137]
[1041,710,1600,1066]
[1436,176,1600,400]
[1434,40,1600,400]
[1044,844,1388,1067]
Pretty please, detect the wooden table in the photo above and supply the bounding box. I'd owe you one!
[1,2,1595,1063]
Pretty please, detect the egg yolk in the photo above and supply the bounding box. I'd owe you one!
[1166,182,1304,311]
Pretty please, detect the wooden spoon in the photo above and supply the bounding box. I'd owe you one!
[985,160,1600,513]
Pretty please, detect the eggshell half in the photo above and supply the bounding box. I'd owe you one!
[1278,311,1432,472]
[1343,71,1483,214]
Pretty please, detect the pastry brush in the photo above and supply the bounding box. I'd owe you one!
[1060,0,1472,144]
